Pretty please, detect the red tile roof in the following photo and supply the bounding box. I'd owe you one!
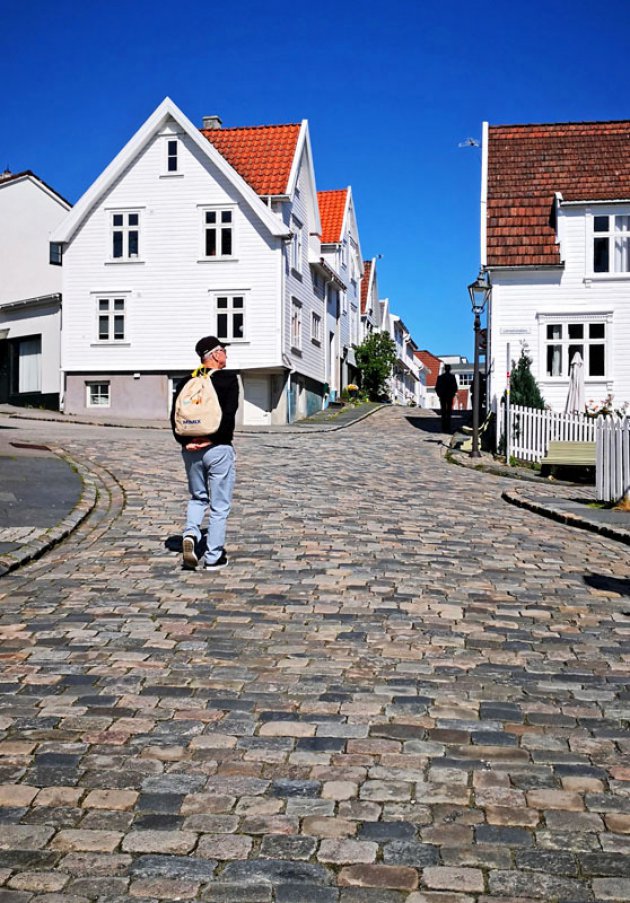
[415,350,442,388]
[487,120,630,267]
[360,259,373,315]
[318,189,347,243]
[202,123,301,196]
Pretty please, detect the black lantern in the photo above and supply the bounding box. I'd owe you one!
[467,270,491,457]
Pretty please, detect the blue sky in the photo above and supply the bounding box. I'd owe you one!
[2,0,628,358]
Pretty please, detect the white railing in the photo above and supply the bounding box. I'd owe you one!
[596,416,630,503]
[503,404,597,463]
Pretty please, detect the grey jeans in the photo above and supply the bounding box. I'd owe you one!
[182,444,236,565]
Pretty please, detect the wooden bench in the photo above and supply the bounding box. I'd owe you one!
[540,440,596,476]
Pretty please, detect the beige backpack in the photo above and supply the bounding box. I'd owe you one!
[173,367,222,438]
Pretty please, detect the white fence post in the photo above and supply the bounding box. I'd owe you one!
[595,416,630,503]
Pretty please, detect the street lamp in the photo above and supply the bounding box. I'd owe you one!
[467,270,491,458]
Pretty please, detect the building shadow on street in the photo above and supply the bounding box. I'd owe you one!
[405,413,468,436]
[584,573,630,597]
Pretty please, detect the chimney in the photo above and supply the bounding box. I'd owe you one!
[202,115,222,130]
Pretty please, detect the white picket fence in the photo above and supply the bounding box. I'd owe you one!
[596,416,630,503]
[504,404,596,463]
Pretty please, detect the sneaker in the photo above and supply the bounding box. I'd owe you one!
[203,551,229,571]
[182,535,198,570]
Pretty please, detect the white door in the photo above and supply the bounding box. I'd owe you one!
[243,376,271,425]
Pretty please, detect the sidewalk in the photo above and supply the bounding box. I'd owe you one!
[448,443,630,547]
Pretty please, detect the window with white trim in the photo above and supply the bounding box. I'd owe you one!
[544,321,606,377]
[98,297,126,342]
[290,218,303,272]
[86,381,110,407]
[111,211,140,260]
[203,207,233,258]
[311,311,322,343]
[593,214,630,273]
[167,139,178,173]
[216,294,245,341]
[291,298,302,350]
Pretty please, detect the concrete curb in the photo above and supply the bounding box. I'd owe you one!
[0,449,98,578]
[502,487,630,547]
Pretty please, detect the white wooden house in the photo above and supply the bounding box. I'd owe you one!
[481,119,630,416]
[51,97,345,424]
[360,258,380,339]
[318,187,363,392]
[0,171,71,408]
[382,308,422,406]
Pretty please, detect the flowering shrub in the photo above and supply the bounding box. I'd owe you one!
[585,393,629,418]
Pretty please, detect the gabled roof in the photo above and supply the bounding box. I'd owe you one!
[203,123,301,196]
[0,169,71,208]
[360,258,373,315]
[486,119,630,267]
[318,189,348,243]
[415,350,442,387]
[52,98,290,244]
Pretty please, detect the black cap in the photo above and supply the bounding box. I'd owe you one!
[195,336,229,359]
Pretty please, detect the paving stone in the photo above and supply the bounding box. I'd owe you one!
[592,877,630,900]
[318,840,378,864]
[338,864,419,891]
[382,841,440,867]
[260,834,317,859]
[200,884,273,902]
[420,867,484,893]
[488,868,594,900]
[220,859,333,886]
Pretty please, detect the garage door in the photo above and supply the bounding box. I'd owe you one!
[243,376,271,425]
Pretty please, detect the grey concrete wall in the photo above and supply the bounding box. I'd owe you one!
[64,373,169,419]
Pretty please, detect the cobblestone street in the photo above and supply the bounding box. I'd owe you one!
[0,406,628,902]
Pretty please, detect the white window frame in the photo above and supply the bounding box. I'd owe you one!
[291,298,302,351]
[200,205,236,260]
[86,381,111,408]
[290,218,303,274]
[108,209,142,262]
[213,291,247,342]
[311,311,322,344]
[591,212,630,276]
[539,313,610,379]
[95,295,128,344]
[166,138,179,173]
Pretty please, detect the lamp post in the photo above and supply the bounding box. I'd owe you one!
[467,270,491,458]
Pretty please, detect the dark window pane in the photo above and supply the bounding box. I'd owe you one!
[128,213,139,226]
[589,323,605,339]
[205,229,216,256]
[99,299,109,311]
[206,211,216,224]
[113,316,125,340]
[233,297,244,308]
[168,156,178,172]
[568,324,583,339]
[113,214,123,227]
[114,299,124,311]
[99,316,109,340]
[221,228,232,255]
[233,313,244,338]
[589,345,605,376]
[167,140,177,170]
[594,215,609,232]
[221,210,232,223]
[113,232,123,258]
[568,344,583,365]
[128,231,139,257]
[217,297,228,308]
[547,324,561,340]
[217,313,228,338]
[594,237,609,272]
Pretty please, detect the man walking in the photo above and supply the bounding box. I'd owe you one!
[171,336,240,571]
[435,363,458,433]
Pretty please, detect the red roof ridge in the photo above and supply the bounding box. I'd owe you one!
[202,122,301,133]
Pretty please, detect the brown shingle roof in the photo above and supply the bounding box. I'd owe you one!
[487,120,630,267]
[202,123,301,196]
[360,259,373,315]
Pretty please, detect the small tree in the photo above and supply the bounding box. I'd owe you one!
[510,347,545,409]
[354,332,397,401]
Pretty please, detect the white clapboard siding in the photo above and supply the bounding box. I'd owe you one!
[596,416,630,503]
[488,203,630,417]
[505,404,597,462]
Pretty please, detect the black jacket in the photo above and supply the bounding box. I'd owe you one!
[435,372,458,402]
[171,368,240,447]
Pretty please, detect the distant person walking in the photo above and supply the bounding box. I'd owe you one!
[171,336,240,571]
[435,364,458,433]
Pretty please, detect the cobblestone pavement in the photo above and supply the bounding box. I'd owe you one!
[0,407,628,903]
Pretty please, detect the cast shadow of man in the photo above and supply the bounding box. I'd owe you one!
[583,573,630,598]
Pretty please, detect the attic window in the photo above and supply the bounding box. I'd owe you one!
[49,242,63,266]
[167,139,178,172]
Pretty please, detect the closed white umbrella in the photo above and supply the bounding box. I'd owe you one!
[565,351,585,415]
